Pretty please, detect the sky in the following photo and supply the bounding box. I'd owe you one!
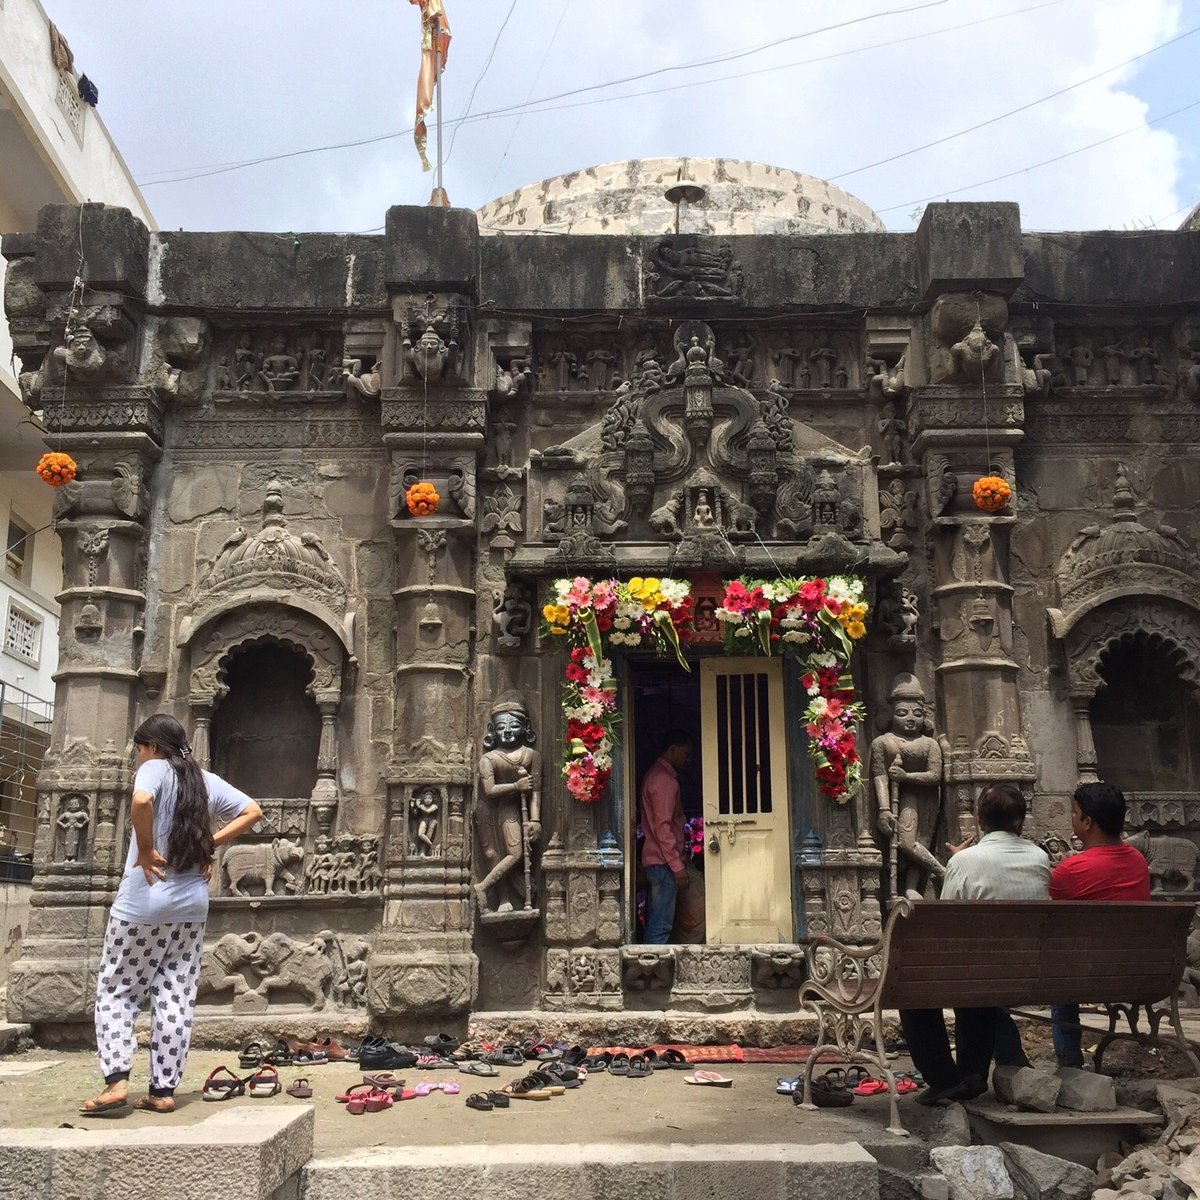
[47,0,1199,235]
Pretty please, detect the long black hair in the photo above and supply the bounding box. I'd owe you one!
[133,713,213,872]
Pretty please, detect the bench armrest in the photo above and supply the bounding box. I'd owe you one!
[799,900,911,1015]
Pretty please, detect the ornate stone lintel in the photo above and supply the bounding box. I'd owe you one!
[620,946,677,992]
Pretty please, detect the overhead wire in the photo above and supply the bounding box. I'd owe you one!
[446,0,518,163]
[135,0,956,186]
[482,0,570,200]
[875,96,1200,215]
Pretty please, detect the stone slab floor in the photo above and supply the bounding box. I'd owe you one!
[0,1047,920,1160]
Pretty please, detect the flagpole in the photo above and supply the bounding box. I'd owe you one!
[435,13,445,200]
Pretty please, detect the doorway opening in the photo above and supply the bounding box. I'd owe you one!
[625,655,794,946]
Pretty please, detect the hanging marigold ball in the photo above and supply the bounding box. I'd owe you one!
[406,480,440,517]
[972,475,1012,513]
[36,451,77,488]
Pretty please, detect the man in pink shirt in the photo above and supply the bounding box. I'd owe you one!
[639,730,693,944]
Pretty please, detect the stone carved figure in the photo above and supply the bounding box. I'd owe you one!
[357,838,381,894]
[56,796,89,862]
[342,358,382,399]
[257,335,300,391]
[1126,831,1200,893]
[649,490,684,540]
[644,240,743,300]
[870,674,946,901]
[1098,334,1126,386]
[729,333,756,384]
[1064,344,1093,387]
[493,585,532,649]
[197,932,262,1001]
[474,692,542,916]
[950,321,998,380]
[233,334,259,390]
[878,399,907,465]
[1177,349,1200,402]
[542,497,567,540]
[585,349,617,391]
[774,347,806,388]
[692,490,716,528]
[222,837,305,897]
[253,931,336,1009]
[810,345,837,389]
[55,324,111,381]
[409,789,441,857]
[1129,341,1161,385]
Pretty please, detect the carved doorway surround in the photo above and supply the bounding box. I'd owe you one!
[183,602,351,828]
[1057,601,1200,783]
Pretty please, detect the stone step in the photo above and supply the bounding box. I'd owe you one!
[964,1096,1162,1167]
[298,1142,881,1200]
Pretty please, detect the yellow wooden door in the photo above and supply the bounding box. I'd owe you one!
[700,657,793,943]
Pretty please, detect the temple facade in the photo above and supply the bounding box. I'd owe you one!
[4,158,1200,1031]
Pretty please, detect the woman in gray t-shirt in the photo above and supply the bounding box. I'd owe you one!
[81,713,261,1115]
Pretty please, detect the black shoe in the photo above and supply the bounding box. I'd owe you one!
[1056,1055,1085,1070]
[916,1074,987,1107]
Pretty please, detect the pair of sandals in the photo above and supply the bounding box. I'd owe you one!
[358,1038,419,1071]
[479,1045,527,1067]
[465,1090,511,1111]
[239,1040,326,1070]
[203,1063,284,1101]
[609,1053,654,1079]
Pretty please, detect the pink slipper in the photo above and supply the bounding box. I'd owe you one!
[414,1082,433,1097]
[441,1080,460,1095]
[853,1078,890,1096]
[684,1070,733,1088]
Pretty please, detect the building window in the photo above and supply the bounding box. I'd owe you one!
[54,70,85,143]
[5,517,33,583]
[4,604,42,666]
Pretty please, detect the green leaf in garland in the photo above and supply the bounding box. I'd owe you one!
[653,608,691,672]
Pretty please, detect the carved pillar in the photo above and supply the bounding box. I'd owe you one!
[366,267,485,1023]
[1070,696,1100,784]
[189,704,213,772]
[6,203,162,1025]
[904,205,1035,834]
[311,693,341,838]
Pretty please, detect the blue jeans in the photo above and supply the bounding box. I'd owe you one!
[643,865,678,944]
[1052,1003,1083,1066]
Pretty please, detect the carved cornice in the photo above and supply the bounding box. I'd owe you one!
[42,387,165,444]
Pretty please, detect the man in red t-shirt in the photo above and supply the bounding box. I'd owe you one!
[1048,782,1151,1065]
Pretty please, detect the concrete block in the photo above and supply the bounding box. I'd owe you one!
[1055,1066,1117,1112]
[0,1106,312,1200]
[915,202,1023,300]
[992,1064,1062,1112]
[385,205,479,293]
[929,1146,1014,1200]
[1000,1142,1096,1200]
[301,1144,879,1200]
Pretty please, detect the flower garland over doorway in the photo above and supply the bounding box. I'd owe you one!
[543,575,868,805]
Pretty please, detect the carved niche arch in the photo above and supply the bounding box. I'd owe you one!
[183,603,348,813]
[1059,600,1200,782]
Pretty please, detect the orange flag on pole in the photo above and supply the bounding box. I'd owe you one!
[412,0,451,172]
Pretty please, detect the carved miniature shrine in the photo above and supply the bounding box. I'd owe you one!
[6,157,1200,1029]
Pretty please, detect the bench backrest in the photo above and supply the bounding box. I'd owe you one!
[878,901,1191,1010]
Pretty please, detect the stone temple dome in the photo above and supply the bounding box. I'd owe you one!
[476,157,885,237]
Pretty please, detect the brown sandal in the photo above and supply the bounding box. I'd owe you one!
[287,1077,313,1099]
[132,1095,175,1113]
[80,1084,128,1116]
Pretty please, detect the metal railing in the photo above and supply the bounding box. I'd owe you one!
[0,681,53,878]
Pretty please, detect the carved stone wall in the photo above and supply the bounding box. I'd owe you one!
[6,196,1200,1026]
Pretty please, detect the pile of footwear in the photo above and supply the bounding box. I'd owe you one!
[780,1065,921,1109]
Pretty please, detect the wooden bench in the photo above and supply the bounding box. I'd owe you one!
[797,899,1197,1136]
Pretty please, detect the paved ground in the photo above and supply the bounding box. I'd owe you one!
[0,1047,926,1159]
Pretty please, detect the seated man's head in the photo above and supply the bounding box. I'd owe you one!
[661,729,693,771]
[1071,781,1127,844]
[977,782,1026,835]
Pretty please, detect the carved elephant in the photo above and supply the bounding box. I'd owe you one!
[1127,831,1200,893]
[222,837,304,897]
[251,931,335,1009]
[196,932,261,1001]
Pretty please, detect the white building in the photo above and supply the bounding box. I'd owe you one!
[0,0,153,872]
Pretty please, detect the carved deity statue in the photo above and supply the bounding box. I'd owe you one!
[474,692,542,915]
[870,674,945,901]
[810,345,837,389]
[56,796,89,862]
[258,335,300,391]
[692,490,716,528]
[492,585,532,649]
[410,788,441,857]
